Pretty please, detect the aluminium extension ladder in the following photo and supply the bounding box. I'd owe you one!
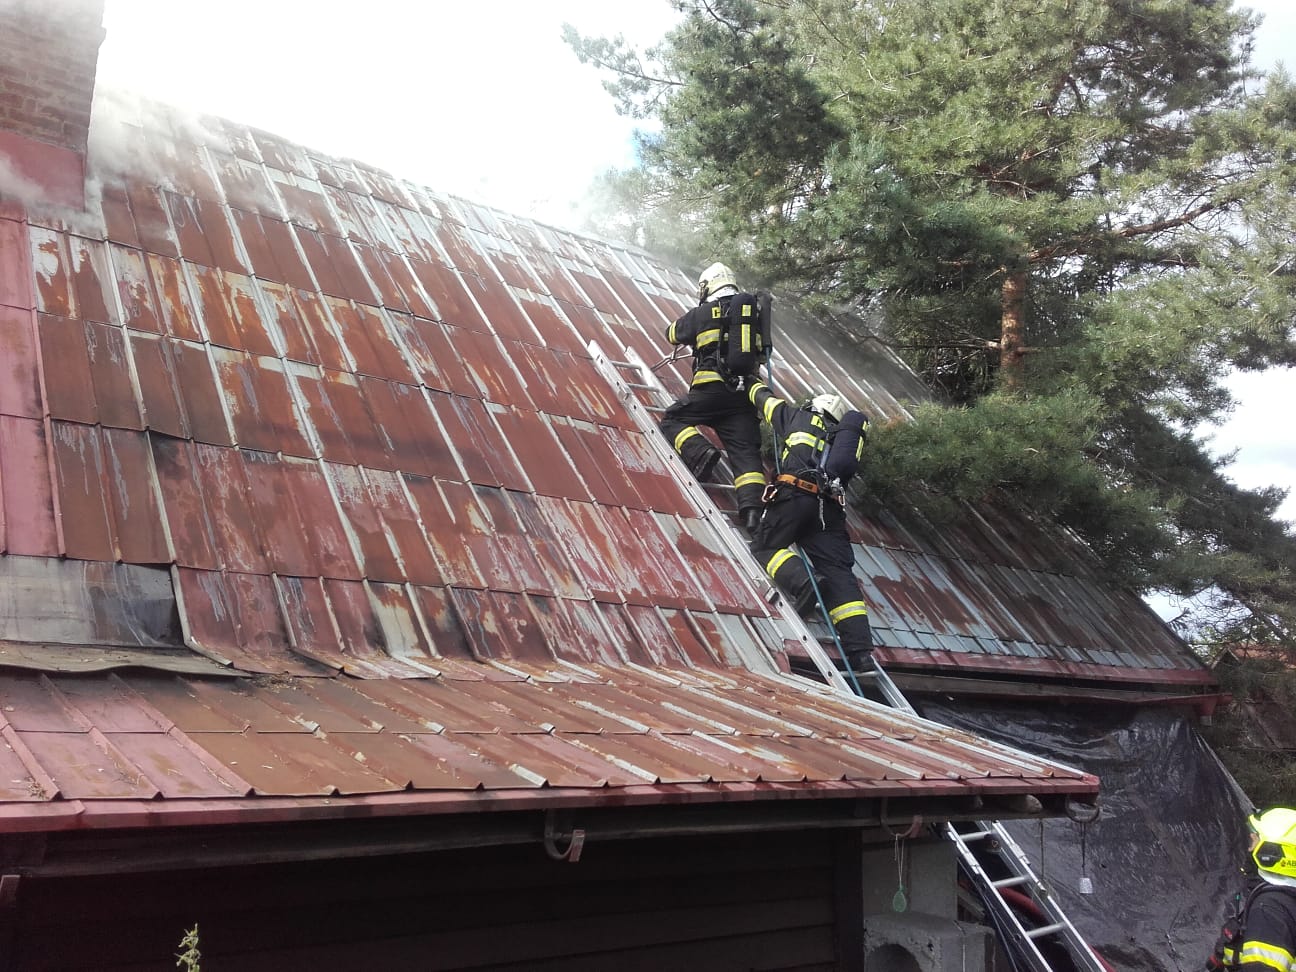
[588,339,1108,972]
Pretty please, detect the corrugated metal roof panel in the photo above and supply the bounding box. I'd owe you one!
[238,451,315,576]
[473,485,580,599]
[548,416,646,510]
[0,306,41,419]
[107,730,252,798]
[222,571,299,666]
[450,589,550,663]
[213,348,310,455]
[455,331,532,406]
[0,664,1095,823]
[622,508,710,612]
[354,378,448,478]
[101,427,169,564]
[145,253,201,341]
[50,420,117,562]
[86,323,144,429]
[38,314,96,425]
[198,271,262,356]
[364,469,444,586]
[188,444,268,573]
[599,425,693,516]
[170,339,234,446]
[0,217,33,309]
[21,729,162,800]
[649,607,726,668]
[308,578,434,677]
[107,243,162,333]
[100,186,141,249]
[174,568,284,673]
[436,394,527,491]
[1,417,60,557]
[124,182,179,258]
[29,227,76,318]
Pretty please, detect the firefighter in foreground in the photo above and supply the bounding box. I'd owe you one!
[1209,806,1296,970]
[659,263,769,532]
[745,379,874,668]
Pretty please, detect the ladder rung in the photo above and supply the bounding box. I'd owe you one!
[1025,922,1066,940]
[701,482,735,491]
[992,875,1030,889]
[625,381,654,390]
[608,360,638,369]
[957,830,994,843]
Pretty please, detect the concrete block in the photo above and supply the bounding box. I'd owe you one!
[863,911,993,972]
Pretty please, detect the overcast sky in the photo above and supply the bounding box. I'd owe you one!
[93,0,1295,532]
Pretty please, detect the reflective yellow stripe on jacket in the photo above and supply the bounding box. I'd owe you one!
[1239,940,1296,971]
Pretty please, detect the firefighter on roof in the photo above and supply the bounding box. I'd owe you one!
[1209,806,1296,970]
[659,262,771,532]
[745,380,874,669]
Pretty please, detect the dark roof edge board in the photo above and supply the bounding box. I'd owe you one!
[873,650,1216,687]
[887,671,1228,714]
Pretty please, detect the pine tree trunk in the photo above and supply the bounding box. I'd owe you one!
[999,268,1027,389]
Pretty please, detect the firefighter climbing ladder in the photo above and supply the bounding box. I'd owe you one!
[589,339,1108,972]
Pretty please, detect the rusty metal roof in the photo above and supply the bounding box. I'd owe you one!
[5,189,1205,684]
[0,665,1095,830]
[0,94,1196,830]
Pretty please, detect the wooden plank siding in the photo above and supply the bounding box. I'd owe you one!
[11,829,862,971]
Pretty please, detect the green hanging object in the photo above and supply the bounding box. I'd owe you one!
[892,835,908,912]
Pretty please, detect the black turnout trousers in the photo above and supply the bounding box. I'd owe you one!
[659,382,766,513]
[750,489,873,656]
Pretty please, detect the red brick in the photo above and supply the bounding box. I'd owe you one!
[0,0,104,155]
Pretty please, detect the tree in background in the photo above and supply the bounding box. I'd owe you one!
[566,0,1296,655]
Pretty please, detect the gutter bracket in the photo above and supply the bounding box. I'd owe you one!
[543,810,585,863]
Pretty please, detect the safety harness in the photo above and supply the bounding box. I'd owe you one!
[764,414,847,513]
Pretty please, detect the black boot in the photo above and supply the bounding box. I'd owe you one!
[740,507,762,533]
[846,648,873,671]
[686,447,722,480]
[792,578,824,618]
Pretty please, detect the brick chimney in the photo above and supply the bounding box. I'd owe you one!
[0,0,106,209]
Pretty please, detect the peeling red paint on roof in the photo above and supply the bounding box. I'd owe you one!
[0,98,1208,832]
[0,667,1096,827]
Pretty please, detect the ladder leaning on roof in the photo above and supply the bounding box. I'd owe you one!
[588,339,1109,972]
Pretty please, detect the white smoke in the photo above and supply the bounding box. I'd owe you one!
[0,156,47,204]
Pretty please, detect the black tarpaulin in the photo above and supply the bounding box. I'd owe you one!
[918,698,1253,972]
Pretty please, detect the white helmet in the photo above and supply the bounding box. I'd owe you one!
[698,262,738,302]
[811,393,848,422]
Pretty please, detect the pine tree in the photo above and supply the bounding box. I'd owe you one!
[567,0,1296,639]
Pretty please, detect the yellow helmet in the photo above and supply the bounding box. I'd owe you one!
[1250,807,1296,886]
[698,262,738,302]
